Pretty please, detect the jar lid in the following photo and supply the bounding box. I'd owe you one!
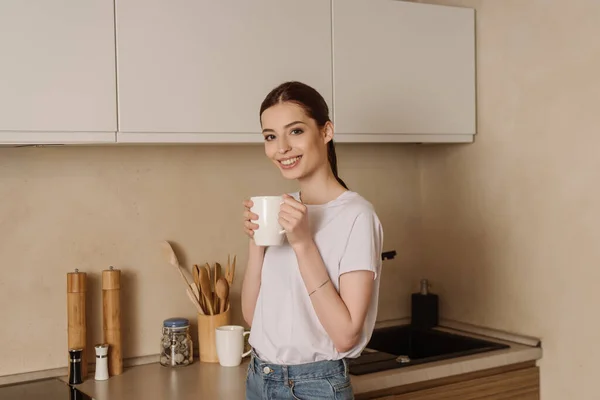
[163,317,189,328]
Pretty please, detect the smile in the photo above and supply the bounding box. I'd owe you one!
[278,156,302,168]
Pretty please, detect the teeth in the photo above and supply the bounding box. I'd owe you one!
[281,156,301,166]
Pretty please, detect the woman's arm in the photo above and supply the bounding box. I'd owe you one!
[278,194,380,353]
[241,240,265,327]
[294,242,374,353]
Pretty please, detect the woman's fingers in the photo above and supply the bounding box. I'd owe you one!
[244,209,259,221]
[279,204,304,220]
[242,199,258,239]
[281,194,306,212]
[244,220,259,230]
[278,216,293,232]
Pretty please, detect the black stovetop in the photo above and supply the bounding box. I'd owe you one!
[0,378,92,400]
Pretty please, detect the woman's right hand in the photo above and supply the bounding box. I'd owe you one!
[243,199,260,239]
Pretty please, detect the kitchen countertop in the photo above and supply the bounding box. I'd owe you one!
[62,323,542,400]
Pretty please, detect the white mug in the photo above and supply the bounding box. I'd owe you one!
[250,196,286,246]
[215,325,251,367]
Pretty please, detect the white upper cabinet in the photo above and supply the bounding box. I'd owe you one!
[0,0,476,145]
[115,0,332,143]
[0,1,117,144]
[332,0,476,143]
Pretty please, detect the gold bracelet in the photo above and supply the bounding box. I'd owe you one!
[308,279,330,296]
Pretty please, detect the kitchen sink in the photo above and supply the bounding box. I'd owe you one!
[348,325,510,375]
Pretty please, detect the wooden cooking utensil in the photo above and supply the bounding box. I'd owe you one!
[190,282,201,305]
[192,264,205,312]
[226,255,231,284]
[160,241,193,288]
[193,264,200,287]
[199,267,215,315]
[231,255,236,285]
[203,262,213,308]
[214,262,222,310]
[216,277,229,314]
[160,241,205,314]
[186,286,204,315]
[203,262,211,286]
[225,254,236,286]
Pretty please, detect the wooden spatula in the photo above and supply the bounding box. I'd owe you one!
[216,277,229,314]
[199,266,214,315]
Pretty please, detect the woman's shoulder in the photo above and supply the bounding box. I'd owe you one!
[338,191,378,215]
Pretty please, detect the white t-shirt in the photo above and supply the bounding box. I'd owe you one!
[248,190,384,364]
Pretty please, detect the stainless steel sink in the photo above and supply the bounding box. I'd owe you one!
[349,325,510,375]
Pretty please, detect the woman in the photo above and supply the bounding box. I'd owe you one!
[241,81,384,400]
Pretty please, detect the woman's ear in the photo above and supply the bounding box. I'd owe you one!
[322,121,334,144]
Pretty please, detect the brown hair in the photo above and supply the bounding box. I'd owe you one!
[259,81,348,189]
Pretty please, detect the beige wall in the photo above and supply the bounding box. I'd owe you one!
[411,0,600,399]
[0,143,420,376]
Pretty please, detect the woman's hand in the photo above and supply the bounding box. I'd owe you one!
[242,199,260,240]
[279,194,313,250]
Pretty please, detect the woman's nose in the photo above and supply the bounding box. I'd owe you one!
[277,137,291,154]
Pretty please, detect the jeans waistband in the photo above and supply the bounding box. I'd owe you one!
[250,349,348,381]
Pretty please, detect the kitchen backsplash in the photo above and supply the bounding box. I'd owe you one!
[0,143,420,377]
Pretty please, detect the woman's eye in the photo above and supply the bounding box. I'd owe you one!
[291,129,303,135]
[264,134,276,141]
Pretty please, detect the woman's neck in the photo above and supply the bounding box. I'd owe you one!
[298,167,347,205]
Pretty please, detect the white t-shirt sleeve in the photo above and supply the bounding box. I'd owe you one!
[339,211,383,279]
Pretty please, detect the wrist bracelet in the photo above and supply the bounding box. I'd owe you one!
[309,279,330,296]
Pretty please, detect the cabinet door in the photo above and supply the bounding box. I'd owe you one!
[116,0,332,139]
[332,0,475,141]
[0,1,117,142]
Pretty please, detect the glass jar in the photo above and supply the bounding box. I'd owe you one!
[160,317,193,367]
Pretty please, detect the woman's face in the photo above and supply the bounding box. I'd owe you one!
[260,101,332,181]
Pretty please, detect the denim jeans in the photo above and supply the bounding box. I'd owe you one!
[245,350,354,400]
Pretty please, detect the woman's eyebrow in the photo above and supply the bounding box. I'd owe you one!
[262,120,306,133]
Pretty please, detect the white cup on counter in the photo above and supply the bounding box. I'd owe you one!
[215,325,251,367]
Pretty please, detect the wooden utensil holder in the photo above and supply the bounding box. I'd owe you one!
[197,306,231,363]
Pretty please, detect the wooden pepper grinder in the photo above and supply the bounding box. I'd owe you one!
[67,269,87,379]
[102,266,123,376]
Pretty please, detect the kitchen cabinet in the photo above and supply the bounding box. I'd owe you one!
[115,0,332,143]
[0,0,117,144]
[0,0,476,145]
[332,0,476,143]
[357,363,539,400]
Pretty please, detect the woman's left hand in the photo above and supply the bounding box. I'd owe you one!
[279,194,312,249]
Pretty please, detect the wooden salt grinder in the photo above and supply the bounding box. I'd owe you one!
[67,269,87,379]
[102,266,123,376]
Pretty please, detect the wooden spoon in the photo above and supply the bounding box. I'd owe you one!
[192,264,205,312]
[186,286,204,315]
[216,277,229,314]
[199,267,215,315]
[160,241,193,288]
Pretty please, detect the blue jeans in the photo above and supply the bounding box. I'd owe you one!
[245,350,354,400]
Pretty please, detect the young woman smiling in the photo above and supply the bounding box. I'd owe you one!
[241,81,384,400]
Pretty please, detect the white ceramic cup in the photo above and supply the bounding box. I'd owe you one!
[250,195,286,246]
[215,325,251,367]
